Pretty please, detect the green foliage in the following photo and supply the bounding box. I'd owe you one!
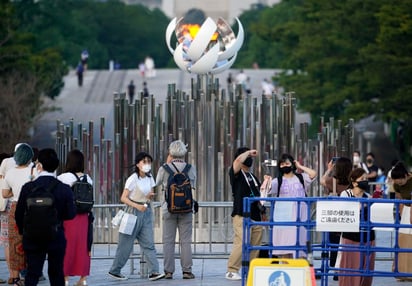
[239,0,411,126]
[13,0,171,69]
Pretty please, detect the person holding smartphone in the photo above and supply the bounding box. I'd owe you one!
[268,153,317,258]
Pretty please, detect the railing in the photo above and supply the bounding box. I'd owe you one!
[91,198,400,259]
[91,202,235,259]
[242,197,412,286]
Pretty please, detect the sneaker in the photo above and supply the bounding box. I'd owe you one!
[182,272,195,279]
[164,272,173,279]
[225,272,241,280]
[107,272,128,281]
[148,273,165,281]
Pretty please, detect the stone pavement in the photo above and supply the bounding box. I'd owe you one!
[1,243,411,286]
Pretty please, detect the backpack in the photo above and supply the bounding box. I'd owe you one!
[163,162,193,214]
[23,180,60,243]
[277,173,305,197]
[71,173,94,214]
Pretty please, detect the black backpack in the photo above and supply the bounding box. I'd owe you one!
[71,173,94,214]
[23,180,60,243]
[277,173,305,197]
[163,162,193,214]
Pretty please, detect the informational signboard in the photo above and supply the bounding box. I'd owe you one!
[247,258,314,286]
[316,201,360,232]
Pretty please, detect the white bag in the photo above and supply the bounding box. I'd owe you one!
[111,209,125,227]
[118,212,137,235]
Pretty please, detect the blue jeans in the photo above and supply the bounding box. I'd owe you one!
[109,207,160,275]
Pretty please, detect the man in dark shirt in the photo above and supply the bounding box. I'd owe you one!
[15,148,76,286]
[225,147,267,281]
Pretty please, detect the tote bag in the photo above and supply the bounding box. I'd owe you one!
[111,209,125,227]
[119,212,137,235]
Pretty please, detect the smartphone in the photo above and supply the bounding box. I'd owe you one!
[332,157,339,163]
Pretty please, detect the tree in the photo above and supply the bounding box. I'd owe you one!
[0,1,66,151]
[13,0,171,69]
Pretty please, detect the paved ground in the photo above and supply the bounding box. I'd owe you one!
[0,243,411,286]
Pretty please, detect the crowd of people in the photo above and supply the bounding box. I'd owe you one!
[1,141,411,286]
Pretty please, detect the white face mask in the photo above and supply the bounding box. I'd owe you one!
[142,164,151,173]
[353,156,360,164]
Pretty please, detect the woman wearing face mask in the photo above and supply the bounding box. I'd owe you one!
[268,153,317,258]
[108,152,165,281]
[391,161,412,281]
[339,168,375,286]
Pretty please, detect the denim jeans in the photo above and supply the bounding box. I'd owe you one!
[110,207,160,275]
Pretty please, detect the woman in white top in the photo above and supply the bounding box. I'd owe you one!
[108,152,165,281]
[2,143,34,286]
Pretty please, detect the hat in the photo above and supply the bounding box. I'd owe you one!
[14,143,33,165]
[37,148,59,172]
[168,140,187,158]
[135,152,153,164]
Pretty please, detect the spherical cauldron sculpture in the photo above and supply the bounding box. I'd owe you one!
[165,16,244,75]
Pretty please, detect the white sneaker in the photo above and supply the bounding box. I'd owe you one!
[225,271,241,280]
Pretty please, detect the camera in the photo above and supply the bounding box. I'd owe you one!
[332,157,339,163]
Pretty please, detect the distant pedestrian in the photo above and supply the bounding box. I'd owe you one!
[81,50,89,71]
[261,78,274,98]
[244,77,252,96]
[76,63,84,87]
[127,80,135,103]
[142,82,149,98]
[144,56,156,78]
[138,62,145,78]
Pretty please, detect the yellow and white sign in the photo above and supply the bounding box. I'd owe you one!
[247,258,314,286]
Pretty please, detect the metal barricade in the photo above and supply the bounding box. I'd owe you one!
[242,196,412,286]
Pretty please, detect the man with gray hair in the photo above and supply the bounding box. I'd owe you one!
[155,140,196,280]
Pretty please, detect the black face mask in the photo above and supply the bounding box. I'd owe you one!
[243,157,253,167]
[366,159,373,164]
[280,166,293,174]
[357,180,369,191]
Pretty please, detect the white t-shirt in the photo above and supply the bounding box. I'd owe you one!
[125,173,155,200]
[0,157,16,177]
[3,166,33,201]
[57,172,93,187]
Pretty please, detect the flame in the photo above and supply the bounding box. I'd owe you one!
[181,24,218,41]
